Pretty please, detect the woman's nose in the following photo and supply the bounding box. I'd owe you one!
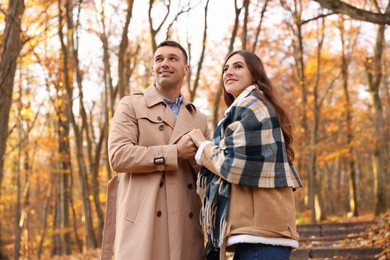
[224,68,233,75]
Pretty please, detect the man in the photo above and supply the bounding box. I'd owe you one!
[100,40,210,260]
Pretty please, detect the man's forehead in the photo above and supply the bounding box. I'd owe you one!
[154,46,182,57]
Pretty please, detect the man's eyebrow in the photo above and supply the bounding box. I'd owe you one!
[168,53,180,58]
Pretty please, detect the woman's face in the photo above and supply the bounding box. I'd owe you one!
[223,54,254,99]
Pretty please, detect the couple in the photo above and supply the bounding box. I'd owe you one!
[100,40,303,260]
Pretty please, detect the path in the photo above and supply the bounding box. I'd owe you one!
[291,221,384,259]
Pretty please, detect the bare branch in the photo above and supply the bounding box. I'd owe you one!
[313,0,390,24]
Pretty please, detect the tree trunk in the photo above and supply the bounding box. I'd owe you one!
[97,2,114,180]
[57,0,96,249]
[339,17,359,216]
[148,0,170,53]
[241,0,250,49]
[53,94,73,255]
[279,0,310,215]
[14,134,22,259]
[0,2,25,254]
[212,0,242,127]
[251,1,269,52]
[118,0,134,99]
[37,176,55,258]
[189,0,209,102]
[365,24,387,215]
[308,18,325,223]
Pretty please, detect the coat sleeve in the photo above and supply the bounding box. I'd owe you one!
[108,96,178,173]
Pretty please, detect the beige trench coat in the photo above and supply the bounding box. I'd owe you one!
[101,85,210,260]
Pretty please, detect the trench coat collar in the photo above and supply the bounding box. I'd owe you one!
[142,85,198,144]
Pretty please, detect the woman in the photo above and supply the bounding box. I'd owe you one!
[189,50,303,260]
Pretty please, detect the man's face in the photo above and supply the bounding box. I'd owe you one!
[151,46,189,88]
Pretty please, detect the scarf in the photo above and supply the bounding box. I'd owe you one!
[197,86,302,254]
[197,107,235,254]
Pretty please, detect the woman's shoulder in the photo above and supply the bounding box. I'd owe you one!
[236,91,274,115]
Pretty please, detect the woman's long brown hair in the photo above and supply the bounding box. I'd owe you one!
[222,50,295,162]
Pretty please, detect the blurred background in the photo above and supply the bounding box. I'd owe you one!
[0,0,389,258]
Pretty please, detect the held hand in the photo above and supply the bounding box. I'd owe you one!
[176,133,197,160]
[188,129,206,147]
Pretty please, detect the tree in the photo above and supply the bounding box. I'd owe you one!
[187,0,210,102]
[365,24,387,215]
[57,0,97,251]
[338,17,359,216]
[280,0,312,220]
[117,0,134,99]
[0,0,25,257]
[313,0,390,24]
[212,0,243,127]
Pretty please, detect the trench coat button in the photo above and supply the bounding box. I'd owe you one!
[156,211,162,217]
[159,125,164,131]
[189,212,193,219]
[159,181,164,187]
[187,183,193,190]
[157,116,162,121]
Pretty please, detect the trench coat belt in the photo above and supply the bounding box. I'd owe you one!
[100,175,118,260]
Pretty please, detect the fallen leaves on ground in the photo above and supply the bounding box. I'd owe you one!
[299,210,390,260]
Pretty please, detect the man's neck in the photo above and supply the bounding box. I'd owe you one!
[155,84,181,101]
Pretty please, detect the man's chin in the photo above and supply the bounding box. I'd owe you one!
[158,79,175,87]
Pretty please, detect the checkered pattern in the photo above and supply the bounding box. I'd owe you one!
[198,89,302,254]
[210,90,302,189]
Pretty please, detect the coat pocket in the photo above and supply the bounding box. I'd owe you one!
[124,183,146,223]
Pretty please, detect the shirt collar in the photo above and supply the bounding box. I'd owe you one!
[162,95,183,106]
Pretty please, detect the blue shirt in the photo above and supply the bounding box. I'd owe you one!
[162,95,183,117]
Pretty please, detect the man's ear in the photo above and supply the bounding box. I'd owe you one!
[184,64,190,75]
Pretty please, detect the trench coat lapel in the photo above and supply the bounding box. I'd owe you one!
[143,85,197,144]
[169,101,197,144]
[143,85,177,129]
[162,106,176,129]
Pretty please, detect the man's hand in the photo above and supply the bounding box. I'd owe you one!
[188,129,206,147]
[176,133,197,160]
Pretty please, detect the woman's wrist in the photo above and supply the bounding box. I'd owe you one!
[195,141,213,164]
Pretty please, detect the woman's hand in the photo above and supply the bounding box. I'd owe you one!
[188,129,207,147]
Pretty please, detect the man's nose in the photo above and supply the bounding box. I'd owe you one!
[161,58,169,66]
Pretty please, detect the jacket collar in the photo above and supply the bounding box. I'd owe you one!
[225,84,257,116]
[143,84,196,114]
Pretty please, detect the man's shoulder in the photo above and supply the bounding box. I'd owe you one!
[117,92,146,108]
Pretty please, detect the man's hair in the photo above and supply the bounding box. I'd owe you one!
[156,40,188,64]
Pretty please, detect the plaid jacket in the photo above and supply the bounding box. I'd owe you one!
[198,88,302,253]
[209,88,302,189]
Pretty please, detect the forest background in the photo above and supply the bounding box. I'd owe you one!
[0,0,389,259]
